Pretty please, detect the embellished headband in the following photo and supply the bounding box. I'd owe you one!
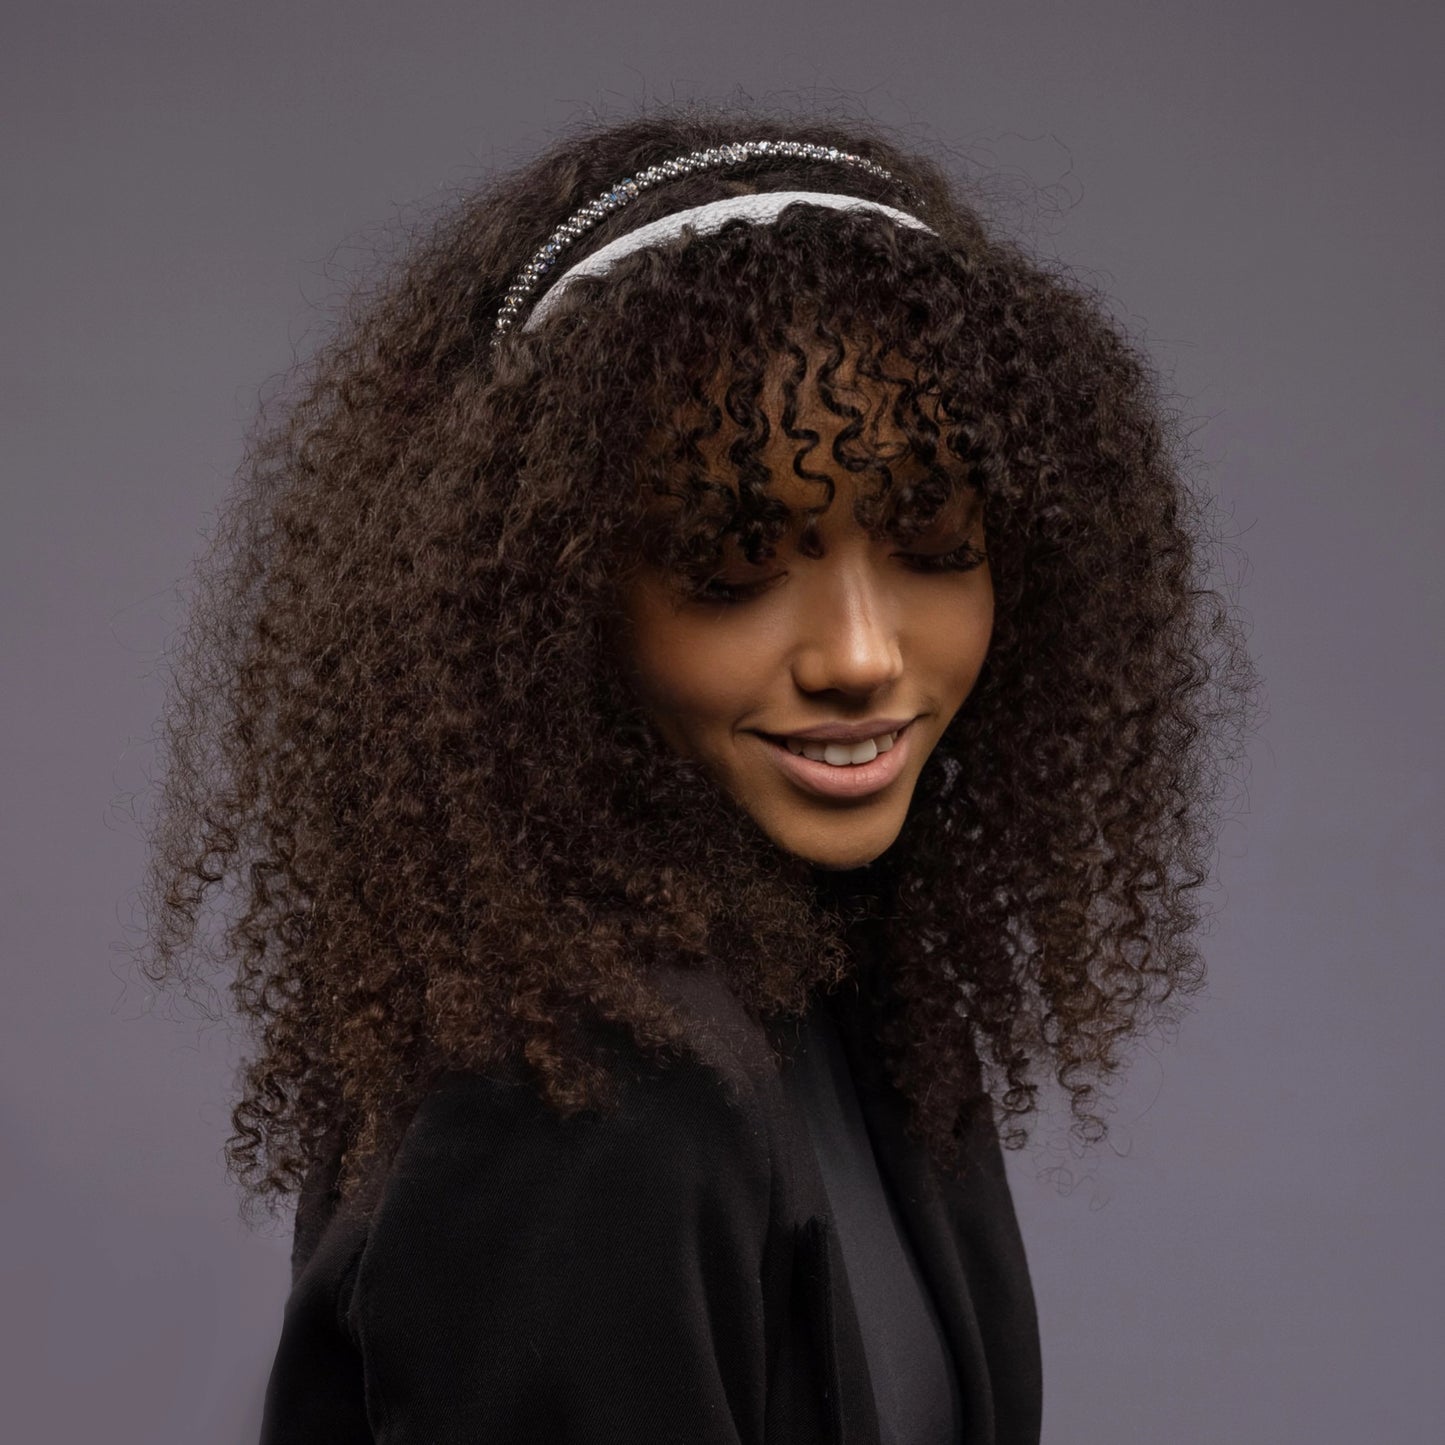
[490,139,936,349]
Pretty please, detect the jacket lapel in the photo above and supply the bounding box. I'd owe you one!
[823,975,1002,1444]
[790,1210,883,1445]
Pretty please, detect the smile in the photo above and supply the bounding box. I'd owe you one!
[781,729,900,764]
[755,720,916,800]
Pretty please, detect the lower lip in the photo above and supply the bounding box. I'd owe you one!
[754,721,916,800]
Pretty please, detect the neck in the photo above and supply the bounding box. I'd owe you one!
[806,856,884,902]
[807,859,891,981]
[804,861,897,1090]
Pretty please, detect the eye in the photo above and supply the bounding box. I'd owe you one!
[681,543,785,605]
[687,573,783,605]
[898,539,988,574]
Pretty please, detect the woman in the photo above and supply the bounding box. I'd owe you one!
[136,106,1258,1444]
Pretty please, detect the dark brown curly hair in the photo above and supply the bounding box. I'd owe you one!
[131,101,1260,1219]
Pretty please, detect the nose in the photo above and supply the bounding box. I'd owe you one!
[789,565,904,699]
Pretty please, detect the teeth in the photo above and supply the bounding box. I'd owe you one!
[784,730,899,765]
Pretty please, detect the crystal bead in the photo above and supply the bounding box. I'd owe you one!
[492,137,908,345]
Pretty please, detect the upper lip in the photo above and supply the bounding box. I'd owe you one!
[758,717,916,743]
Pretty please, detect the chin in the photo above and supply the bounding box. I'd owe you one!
[811,857,882,873]
[779,828,901,872]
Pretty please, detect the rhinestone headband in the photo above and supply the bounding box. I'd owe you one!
[490,139,920,349]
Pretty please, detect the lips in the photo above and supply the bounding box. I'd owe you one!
[759,715,915,745]
[755,718,916,800]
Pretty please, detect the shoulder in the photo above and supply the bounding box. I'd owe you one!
[251,967,797,1442]
[388,962,780,1192]
[268,968,796,1443]
[350,964,785,1293]
[338,967,786,1403]
[386,1048,771,1216]
[266,961,793,1336]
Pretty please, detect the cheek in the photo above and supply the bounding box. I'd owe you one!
[619,606,743,747]
[925,580,994,698]
[635,658,707,726]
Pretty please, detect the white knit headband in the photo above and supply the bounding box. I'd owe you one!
[520,191,935,334]
[490,140,937,348]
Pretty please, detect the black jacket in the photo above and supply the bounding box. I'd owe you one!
[257,960,1042,1444]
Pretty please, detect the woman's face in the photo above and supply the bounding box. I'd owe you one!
[615,350,994,872]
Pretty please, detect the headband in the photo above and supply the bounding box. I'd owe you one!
[491,139,937,348]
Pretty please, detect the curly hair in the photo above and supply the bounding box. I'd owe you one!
[131,101,1261,1218]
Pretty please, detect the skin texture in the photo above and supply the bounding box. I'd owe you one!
[618,348,994,871]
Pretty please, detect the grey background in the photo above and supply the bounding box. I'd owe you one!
[3,1,1440,1440]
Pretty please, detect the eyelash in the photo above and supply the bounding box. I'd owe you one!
[900,540,988,574]
[690,541,988,603]
[688,575,779,603]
